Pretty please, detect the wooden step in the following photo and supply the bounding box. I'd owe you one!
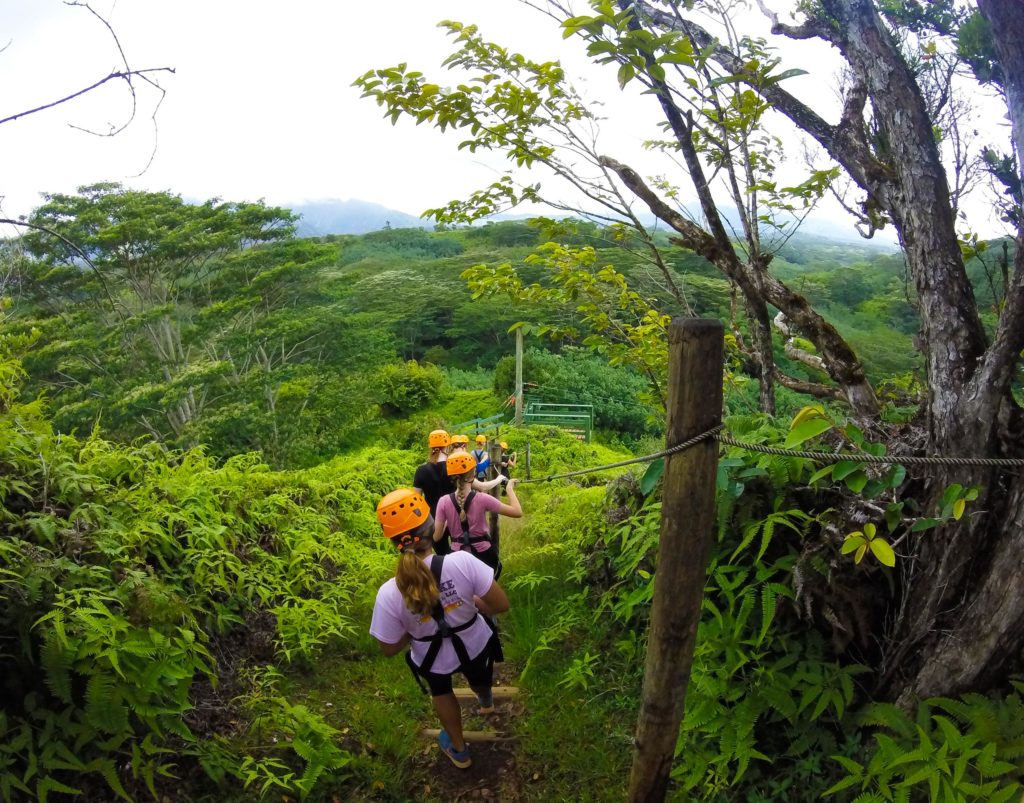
[452,686,519,700]
[421,728,514,742]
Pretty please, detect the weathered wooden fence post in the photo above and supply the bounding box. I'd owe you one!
[515,327,524,426]
[487,440,503,548]
[525,442,531,481]
[628,318,723,803]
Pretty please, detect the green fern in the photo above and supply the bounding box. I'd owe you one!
[39,630,75,704]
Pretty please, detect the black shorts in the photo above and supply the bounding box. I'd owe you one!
[455,543,499,571]
[417,643,495,697]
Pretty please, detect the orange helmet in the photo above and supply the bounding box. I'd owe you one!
[445,452,477,476]
[377,489,429,539]
[451,434,469,445]
[475,434,487,444]
[428,429,451,449]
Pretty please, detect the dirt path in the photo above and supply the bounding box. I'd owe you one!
[420,663,524,802]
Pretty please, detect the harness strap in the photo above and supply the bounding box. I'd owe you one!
[449,491,481,551]
[407,555,477,692]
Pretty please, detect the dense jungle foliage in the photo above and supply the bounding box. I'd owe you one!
[1,185,1022,801]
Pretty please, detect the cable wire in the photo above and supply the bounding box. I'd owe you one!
[519,425,723,484]
[518,427,1024,484]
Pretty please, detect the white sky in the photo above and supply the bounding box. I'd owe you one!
[0,0,1008,239]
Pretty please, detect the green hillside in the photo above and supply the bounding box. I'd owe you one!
[1,183,1021,802]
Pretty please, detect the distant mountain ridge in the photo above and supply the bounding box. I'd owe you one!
[286,198,896,248]
[289,199,430,237]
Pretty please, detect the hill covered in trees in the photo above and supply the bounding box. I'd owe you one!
[0,177,1020,801]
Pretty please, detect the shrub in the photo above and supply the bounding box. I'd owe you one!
[378,360,445,415]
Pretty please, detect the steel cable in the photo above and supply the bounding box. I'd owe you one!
[517,427,1024,485]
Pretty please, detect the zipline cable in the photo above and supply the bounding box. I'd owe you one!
[715,436,1024,468]
[519,425,723,484]
[517,427,1024,485]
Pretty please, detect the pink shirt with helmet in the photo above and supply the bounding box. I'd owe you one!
[435,492,502,552]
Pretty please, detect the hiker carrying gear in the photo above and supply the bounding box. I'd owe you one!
[471,437,491,480]
[370,486,510,770]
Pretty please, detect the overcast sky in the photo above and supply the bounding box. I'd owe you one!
[0,0,1008,240]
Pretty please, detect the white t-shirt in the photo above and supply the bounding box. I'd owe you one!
[369,550,495,674]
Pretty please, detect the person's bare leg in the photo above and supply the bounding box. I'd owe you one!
[432,693,466,751]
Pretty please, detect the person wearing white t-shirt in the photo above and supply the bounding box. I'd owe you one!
[370,488,509,770]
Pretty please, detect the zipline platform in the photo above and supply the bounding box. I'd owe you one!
[522,400,593,441]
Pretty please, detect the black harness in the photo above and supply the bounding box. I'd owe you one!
[449,491,491,551]
[405,555,501,693]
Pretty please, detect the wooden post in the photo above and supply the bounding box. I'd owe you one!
[487,440,502,548]
[627,318,723,803]
[515,328,524,426]
[525,442,531,480]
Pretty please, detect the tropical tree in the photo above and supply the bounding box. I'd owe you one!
[14,184,310,447]
[358,0,1024,704]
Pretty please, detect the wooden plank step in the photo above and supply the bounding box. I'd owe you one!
[421,728,514,742]
[452,686,519,700]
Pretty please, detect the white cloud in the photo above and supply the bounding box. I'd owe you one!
[0,0,1007,241]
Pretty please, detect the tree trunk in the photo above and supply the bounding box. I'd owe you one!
[884,0,1024,703]
[627,0,1024,702]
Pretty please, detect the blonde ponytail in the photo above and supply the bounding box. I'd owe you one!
[394,520,439,617]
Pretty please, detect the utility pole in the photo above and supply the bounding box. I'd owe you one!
[515,327,524,426]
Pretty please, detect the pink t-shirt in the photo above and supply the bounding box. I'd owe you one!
[369,550,495,674]
[436,492,501,553]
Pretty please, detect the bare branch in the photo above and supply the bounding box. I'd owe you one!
[754,0,832,40]
[0,68,174,128]
[0,217,125,320]
[774,371,846,401]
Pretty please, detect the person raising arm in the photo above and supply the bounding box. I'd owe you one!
[433,453,521,578]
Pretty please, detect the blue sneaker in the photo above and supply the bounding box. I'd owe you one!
[438,730,472,769]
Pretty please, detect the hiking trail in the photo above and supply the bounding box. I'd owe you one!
[418,663,526,802]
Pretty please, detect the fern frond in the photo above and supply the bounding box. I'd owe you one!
[40,631,75,704]
[84,674,129,735]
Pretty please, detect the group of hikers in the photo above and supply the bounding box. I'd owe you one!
[369,429,523,769]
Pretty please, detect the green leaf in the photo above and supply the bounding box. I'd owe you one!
[884,503,903,532]
[885,465,907,489]
[831,460,861,481]
[771,67,809,82]
[37,777,82,802]
[952,498,966,520]
[869,538,896,567]
[842,535,866,554]
[844,470,869,493]
[784,418,833,448]
[617,62,635,88]
[708,74,743,88]
[911,517,940,532]
[808,464,834,484]
[823,774,863,796]
[941,483,964,507]
[640,458,664,496]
